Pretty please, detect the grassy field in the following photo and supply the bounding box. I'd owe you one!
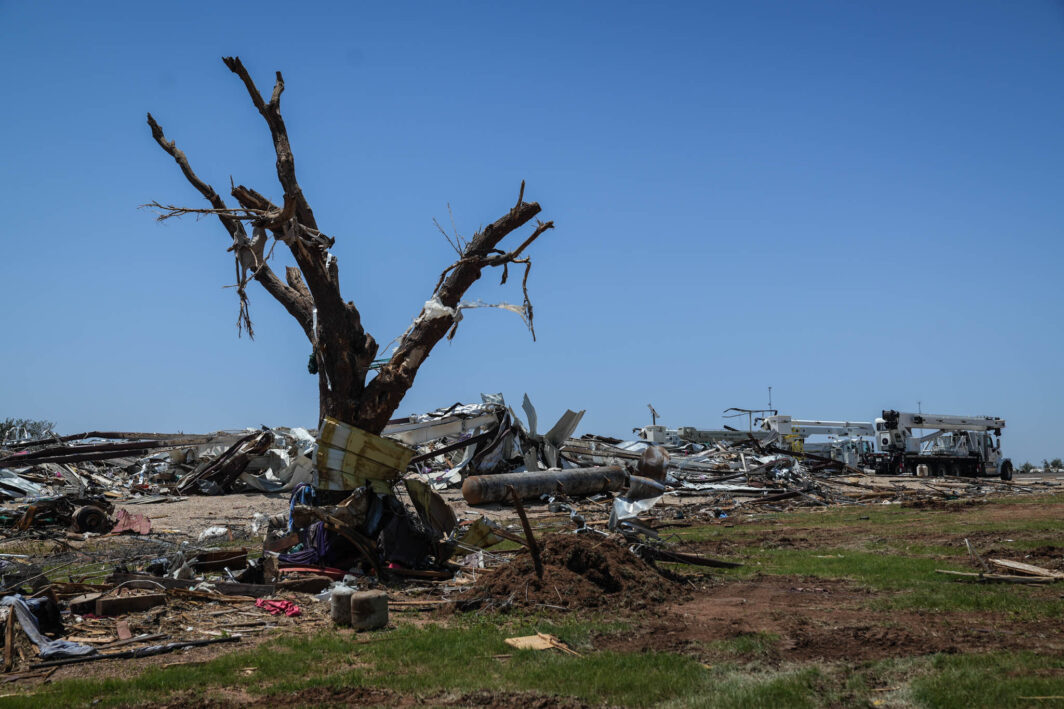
[3,493,1063,707]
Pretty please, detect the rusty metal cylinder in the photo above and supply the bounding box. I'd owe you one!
[462,466,625,505]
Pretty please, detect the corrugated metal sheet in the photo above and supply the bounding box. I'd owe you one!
[315,417,414,492]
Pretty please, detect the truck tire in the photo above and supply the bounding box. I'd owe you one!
[1000,460,1013,481]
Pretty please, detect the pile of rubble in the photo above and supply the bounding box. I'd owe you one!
[460,533,676,612]
[0,530,329,677]
[559,433,1060,520]
[0,427,316,503]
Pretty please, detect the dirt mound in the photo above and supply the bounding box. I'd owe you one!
[463,533,676,611]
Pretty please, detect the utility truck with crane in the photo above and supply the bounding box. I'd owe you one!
[636,408,1012,480]
[759,415,875,467]
[872,410,1012,480]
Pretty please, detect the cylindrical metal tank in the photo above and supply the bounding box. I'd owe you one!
[462,466,625,505]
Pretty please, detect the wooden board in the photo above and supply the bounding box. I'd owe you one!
[989,558,1064,579]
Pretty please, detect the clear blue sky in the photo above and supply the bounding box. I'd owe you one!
[2,1,1062,463]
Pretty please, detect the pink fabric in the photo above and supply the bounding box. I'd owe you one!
[255,598,301,617]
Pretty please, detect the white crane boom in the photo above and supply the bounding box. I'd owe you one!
[882,412,1005,433]
[761,415,874,438]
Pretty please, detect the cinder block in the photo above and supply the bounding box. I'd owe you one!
[349,590,388,630]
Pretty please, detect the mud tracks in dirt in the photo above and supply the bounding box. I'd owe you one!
[594,575,1062,664]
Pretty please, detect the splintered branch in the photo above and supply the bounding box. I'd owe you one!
[140,201,333,246]
[145,112,314,339]
[355,186,550,431]
[431,212,554,335]
[221,56,315,231]
[490,219,553,265]
[147,114,242,241]
[433,216,463,258]
[141,201,264,222]
[517,256,536,340]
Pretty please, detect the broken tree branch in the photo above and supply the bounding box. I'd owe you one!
[356,194,546,432]
[508,484,544,580]
[222,57,315,231]
[141,202,263,222]
[146,113,313,339]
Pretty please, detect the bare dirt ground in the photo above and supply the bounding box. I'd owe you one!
[129,493,289,540]
[596,574,1064,664]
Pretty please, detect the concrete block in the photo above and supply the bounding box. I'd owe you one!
[349,590,388,630]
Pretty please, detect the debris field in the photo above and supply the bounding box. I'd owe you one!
[0,394,1060,690]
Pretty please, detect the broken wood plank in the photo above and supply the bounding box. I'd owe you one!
[166,589,255,604]
[504,633,581,656]
[508,484,543,579]
[4,608,13,673]
[964,538,991,574]
[68,593,104,615]
[193,548,248,572]
[989,559,1064,579]
[637,547,742,569]
[98,633,168,651]
[0,667,56,683]
[935,569,1055,584]
[96,593,167,616]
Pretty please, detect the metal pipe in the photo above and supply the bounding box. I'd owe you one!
[462,466,625,505]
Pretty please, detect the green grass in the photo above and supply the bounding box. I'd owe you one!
[3,618,714,708]
[662,492,1064,620]
[0,622,862,709]
[353,622,709,705]
[909,651,1064,708]
[5,492,1064,707]
[7,606,1064,708]
[663,665,830,709]
[984,491,1064,506]
[9,602,1059,709]
[673,492,1064,545]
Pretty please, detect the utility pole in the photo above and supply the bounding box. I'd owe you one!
[768,386,773,411]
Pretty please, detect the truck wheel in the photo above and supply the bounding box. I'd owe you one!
[1000,460,1013,481]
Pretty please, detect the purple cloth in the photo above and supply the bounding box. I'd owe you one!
[278,521,332,566]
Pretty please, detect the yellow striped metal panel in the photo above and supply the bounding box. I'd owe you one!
[315,417,414,492]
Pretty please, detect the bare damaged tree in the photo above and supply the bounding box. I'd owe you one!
[147,57,552,434]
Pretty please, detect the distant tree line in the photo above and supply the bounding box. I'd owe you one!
[1019,459,1063,474]
[0,417,55,444]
